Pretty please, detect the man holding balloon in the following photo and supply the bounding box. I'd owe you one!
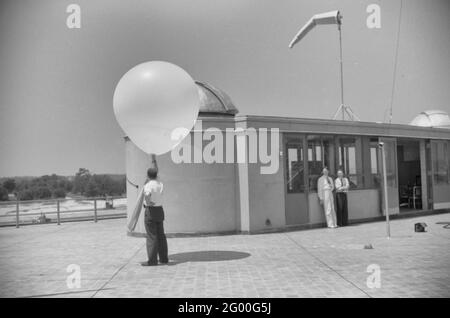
[142,165,168,266]
[113,61,200,266]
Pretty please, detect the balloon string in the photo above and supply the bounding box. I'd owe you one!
[127,177,139,189]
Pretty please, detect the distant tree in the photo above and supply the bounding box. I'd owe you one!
[93,174,114,196]
[65,181,73,192]
[5,172,124,200]
[34,187,52,199]
[90,174,126,196]
[15,179,29,193]
[2,178,16,193]
[85,179,100,197]
[52,188,66,199]
[19,189,35,201]
[11,175,73,200]
[108,176,125,195]
[57,178,73,192]
[0,186,8,201]
[72,168,91,195]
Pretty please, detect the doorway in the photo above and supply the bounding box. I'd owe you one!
[284,135,309,225]
[397,139,422,211]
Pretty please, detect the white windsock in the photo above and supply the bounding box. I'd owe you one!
[289,10,342,48]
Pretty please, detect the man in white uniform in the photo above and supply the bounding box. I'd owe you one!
[142,167,168,266]
[317,167,337,228]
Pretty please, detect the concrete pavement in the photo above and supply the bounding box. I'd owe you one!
[0,213,449,297]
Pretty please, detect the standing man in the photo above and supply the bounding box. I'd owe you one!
[317,167,337,228]
[335,169,349,226]
[142,166,168,266]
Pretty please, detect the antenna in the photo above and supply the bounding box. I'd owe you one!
[388,0,403,123]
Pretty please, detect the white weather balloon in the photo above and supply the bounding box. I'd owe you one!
[113,61,199,155]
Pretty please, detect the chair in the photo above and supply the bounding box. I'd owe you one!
[408,186,422,209]
[399,186,410,208]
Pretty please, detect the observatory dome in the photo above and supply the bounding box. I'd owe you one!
[409,110,450,128]
[195,81,239,116]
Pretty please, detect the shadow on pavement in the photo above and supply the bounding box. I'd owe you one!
[168,250,250,264]
[436,222,450,229]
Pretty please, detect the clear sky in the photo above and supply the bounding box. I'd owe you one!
[0,0,449,177]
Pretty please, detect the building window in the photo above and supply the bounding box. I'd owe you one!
[370,147,378,174]
[432,141,449,185]
[369,138,381,188]
[286,142,304,193]
[337,137,362,189]
[383,140,398,188]
[307,135,335,191]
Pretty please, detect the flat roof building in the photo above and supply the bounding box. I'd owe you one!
[125,82,450,235]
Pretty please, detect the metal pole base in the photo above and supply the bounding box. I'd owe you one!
[332,104,360,121]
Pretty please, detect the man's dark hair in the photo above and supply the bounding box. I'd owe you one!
[147,168,158,180]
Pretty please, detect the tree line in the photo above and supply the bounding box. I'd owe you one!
[0,168,126,201]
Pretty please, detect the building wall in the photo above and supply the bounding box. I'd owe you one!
[234,120,286,232]
[126,116,238,234]
[247,162,286,231]
[433,185,450,209]
[308,193,326,224]
[158,154,237,234]
[247,142,286,232]
[347,189,381,220]
[126,115,450,235]
[307,189,381,225]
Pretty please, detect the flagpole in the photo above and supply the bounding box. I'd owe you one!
[379,142,391,238]
[338,18,345,120]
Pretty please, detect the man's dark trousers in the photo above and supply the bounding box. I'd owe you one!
[335,192,348,226]
[144,206,168,265]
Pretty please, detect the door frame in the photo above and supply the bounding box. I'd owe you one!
[284,133,309,225]
[379,137,400,215]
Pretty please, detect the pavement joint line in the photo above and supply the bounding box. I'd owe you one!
[283,232,373,298]
[90,241,146,298]
[22,288,115,298]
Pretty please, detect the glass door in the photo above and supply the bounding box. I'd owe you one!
[285,135,309,225]
[430,140,450,209]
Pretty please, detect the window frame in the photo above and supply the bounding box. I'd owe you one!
[285,138,306,193]
[297,134,383,192]
[431,140,450,185]
[336,136,364,190]
[306,134,336,192]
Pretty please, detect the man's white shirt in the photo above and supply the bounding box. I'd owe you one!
[143,180,164,207]
[335,177,349,193]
